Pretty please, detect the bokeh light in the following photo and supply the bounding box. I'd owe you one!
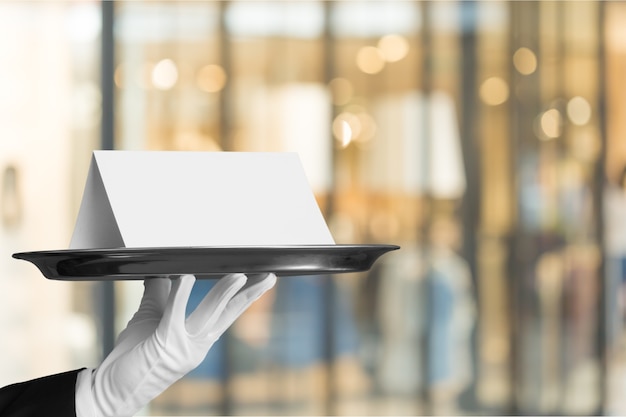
[480,76,509,106]
[539,108,563,139]
[331,108,377,147]
[356,46,385,74]
[197,64,227,93]
[567,96,592,126]
[333,113,358,148]
[152,59,178,90]
[513,47,538,75]
[377,34,409,63]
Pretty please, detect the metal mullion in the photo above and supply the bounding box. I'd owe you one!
[99,0,116,359]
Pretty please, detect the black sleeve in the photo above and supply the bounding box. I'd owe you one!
[0,369,84,417]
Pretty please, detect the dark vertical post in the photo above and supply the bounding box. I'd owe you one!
[99,0,116,357]
[322,3,337,415]
[420,1,433,413]
[595,2,608,414]
[458,0,481,413]
[216,3,235,415]
[508,1,541,414]
[101,1,115,153]
[507,2,520,414]
[459,0,480,316]
[508,2,526,413]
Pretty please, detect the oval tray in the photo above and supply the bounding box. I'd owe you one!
[12,244,400,281]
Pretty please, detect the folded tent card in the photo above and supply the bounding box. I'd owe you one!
[70,151,335,249]
[13,151,399,280]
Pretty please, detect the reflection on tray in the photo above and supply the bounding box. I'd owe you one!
[13,245,400,281]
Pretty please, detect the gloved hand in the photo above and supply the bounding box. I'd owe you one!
[76,273,276,417]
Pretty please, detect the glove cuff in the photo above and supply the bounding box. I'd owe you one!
[75,368,97,417]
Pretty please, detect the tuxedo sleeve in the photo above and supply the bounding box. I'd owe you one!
[0,369,84,417]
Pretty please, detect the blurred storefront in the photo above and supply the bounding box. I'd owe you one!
[3,1,626,415]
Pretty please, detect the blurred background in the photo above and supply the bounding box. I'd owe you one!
[0,0,625,415]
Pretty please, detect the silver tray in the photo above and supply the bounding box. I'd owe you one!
[12,245,400,281]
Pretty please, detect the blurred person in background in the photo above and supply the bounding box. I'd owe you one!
[424,216,476,414]
[365,214,475,414]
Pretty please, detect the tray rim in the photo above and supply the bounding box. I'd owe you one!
[13,243,400,257]
[12,244,400,280]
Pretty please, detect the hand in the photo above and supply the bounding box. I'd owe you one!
[80,273,276,417]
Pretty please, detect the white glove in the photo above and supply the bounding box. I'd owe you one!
[77,273,276,417]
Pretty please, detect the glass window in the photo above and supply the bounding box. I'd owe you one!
[4,1,619,416]
[0,0,100,388]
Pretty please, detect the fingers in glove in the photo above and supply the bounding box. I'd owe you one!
[186,273,247,336]
[237,273,272,293]
[116,277,173,347]
[234,273,277,305]
[211,273,277,335]
[128,277,172,325]
[160,274,197,331]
